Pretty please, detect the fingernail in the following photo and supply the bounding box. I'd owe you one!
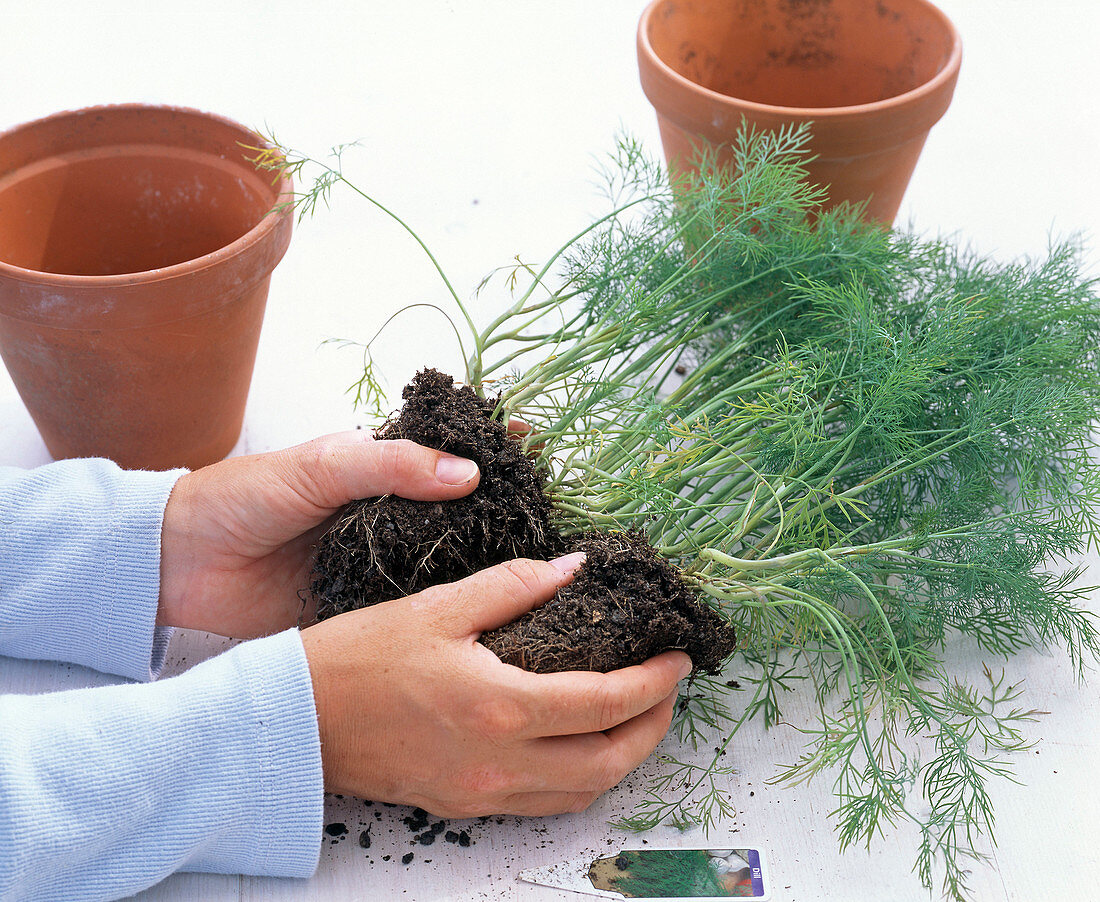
[550,551,587,576]
[676,656,693,680]
[435,454,479,485]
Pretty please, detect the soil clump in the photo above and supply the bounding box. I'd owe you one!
[310,368,736,674]
[480,529,736,673]
[311,368,558,612]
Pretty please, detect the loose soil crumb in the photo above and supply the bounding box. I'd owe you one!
[311,369,737,674]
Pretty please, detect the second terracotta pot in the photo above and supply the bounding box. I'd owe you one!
[0,104,293,471]
[637,0,963,224]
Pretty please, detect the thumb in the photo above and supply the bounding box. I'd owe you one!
[274,431,481,511]
[411,552,587,635]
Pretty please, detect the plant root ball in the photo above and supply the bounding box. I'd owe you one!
[481,529,737,674]
[309,369,737,675]
[310,368,558,616]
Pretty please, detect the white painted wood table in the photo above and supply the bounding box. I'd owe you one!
[2,2,1099,899]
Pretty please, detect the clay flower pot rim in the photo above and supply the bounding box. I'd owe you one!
[0,102,293,288]
[637,0,962,120]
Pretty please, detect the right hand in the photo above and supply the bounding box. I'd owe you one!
[299,554,692,818]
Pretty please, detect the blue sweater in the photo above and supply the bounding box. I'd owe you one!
[0,459,324,901]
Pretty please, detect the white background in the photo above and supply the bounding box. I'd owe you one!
[1,2,1099,900]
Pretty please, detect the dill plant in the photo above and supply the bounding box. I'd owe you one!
[249,127,1100,900]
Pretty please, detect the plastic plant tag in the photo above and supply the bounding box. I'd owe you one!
[517,846,769,899]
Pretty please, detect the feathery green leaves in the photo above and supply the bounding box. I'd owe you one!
[261,125,1100,900]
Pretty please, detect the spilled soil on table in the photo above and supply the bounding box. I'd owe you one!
[310,368,736,674]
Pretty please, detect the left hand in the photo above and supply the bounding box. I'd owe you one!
[157,431,481,636]
[300,554,689,815]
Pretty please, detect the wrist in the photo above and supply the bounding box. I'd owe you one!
[157,470,199,629]
[299,627,342,793]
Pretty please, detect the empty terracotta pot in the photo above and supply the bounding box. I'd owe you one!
[0,104,292,470]
[637,0,963,224]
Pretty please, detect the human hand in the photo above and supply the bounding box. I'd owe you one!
[300,554,691,817]
[157,431,481,636]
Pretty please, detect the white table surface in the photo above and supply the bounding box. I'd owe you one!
[2,2,1099,900]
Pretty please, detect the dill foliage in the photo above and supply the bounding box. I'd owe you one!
[254,126,1100,900]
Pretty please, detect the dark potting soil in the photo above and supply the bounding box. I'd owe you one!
[480,529,736,674]
[310,368,736,674]
[311,368,558,613]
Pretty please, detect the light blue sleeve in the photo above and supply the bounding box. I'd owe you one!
[0,460,325,899]
[0,629,325,900]
[0,459,183,680]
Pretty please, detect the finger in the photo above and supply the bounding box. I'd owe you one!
[540,687,678,793]
[597,686,678,781]
[416,790,596,820]
[408,554,586,634]
[495,790,598,817]
[274,432,481,511]
[502,688,678,798]
[506,418,545,457]
[508,650,691,737]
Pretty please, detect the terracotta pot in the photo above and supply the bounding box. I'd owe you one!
[637,0,963,224]
[0,104,292,470]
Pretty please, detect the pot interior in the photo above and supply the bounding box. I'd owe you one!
[0,143,273,276]
[647,0,957,109]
